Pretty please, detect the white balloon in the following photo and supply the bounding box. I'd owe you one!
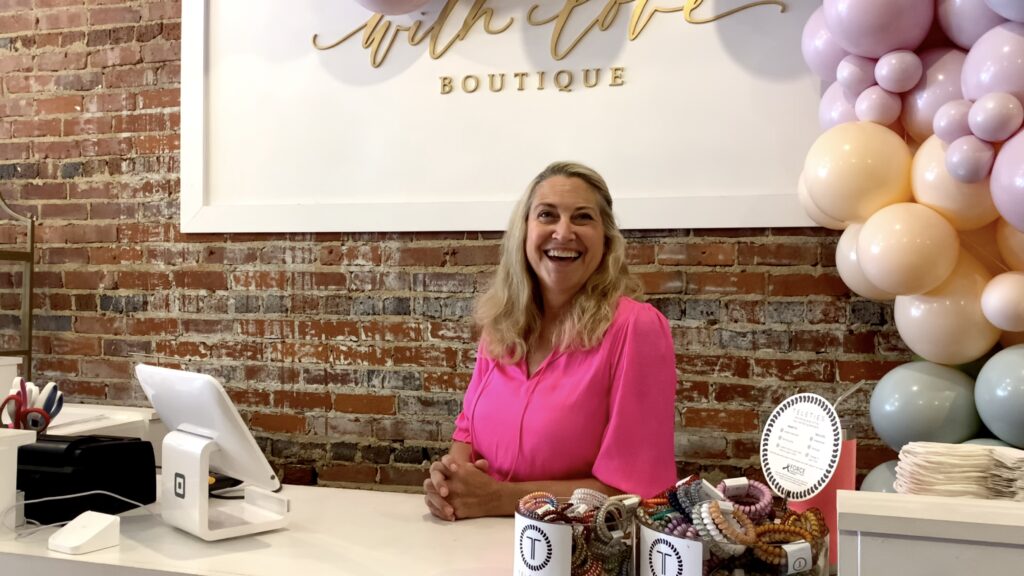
[985,0,1024,22]
[981,272,1024,330]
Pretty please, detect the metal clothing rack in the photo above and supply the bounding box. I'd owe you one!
[0,193,34,382]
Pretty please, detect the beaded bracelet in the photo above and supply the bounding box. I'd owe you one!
[692,503,745,558]
[783,508,829,540]
[716,478,773,522]
[708,500,757,546]
[752,523,818,565]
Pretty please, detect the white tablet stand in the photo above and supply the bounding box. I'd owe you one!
[161,425,289,541]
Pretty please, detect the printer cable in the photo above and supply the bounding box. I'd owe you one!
[1,490,156,539]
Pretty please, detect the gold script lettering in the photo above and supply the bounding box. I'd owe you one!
[314,0,787,67]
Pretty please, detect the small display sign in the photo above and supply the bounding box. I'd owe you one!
[760,393,843,501]
[638,523,703,576]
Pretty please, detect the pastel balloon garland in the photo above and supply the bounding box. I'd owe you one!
[800,0,1024,368]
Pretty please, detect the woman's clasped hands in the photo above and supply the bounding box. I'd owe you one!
[423,453,502,521]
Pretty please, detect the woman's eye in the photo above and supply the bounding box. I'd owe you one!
[574,213,594,221]
[537,211,555,220]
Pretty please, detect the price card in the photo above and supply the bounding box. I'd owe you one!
[514,512,571,576]
[760,393,843,501]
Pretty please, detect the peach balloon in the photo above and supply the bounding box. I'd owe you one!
[981,272,1024,330]
[961,221,1011,276]
[895,251,1002,364]
[912,135,1000,230]
[804,122,913,223]
[836,224,897,299]
[996,218,1024,270]
[858,203,960,294]
[797,171,847,230]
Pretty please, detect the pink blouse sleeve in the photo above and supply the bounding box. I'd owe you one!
[592,304,677,497]
[452,340,491,443]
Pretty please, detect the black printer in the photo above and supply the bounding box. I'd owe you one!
[17,435,156,524]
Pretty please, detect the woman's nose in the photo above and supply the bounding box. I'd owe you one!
[552,218,575,240]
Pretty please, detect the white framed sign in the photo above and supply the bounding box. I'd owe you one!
[181,0,821,232]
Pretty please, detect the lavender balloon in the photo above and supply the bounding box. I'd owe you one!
[938,0,1008,49]
[875,50,924,93]
[934,99,974,142]
[946,135,996,182]
[802,6,849,81]
[837,55,878,97]
[991,130,1024,231]
[856,86,903,125]
[985,0,1024,22]
[824,0,935,58]
[962,22,1024,103]
[354,0,430,15]
[820,81,858,129]
[969,93,1024,142]
[901,48,968,142]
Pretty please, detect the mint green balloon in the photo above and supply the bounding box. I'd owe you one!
[975,344,1024,448]
[861,460,898,493]
[870,361,981,450]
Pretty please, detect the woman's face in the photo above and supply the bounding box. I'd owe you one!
[525,176,606,311]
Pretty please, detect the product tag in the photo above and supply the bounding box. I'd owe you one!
[722,477,749,498]
[638,523,703,576]
[719,501,734,514]
[700,479,726,501]
[760,393,843,501]
[781,540,813,575]
[514,512,572,576]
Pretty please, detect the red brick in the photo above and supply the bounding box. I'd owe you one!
[0,53,32,74]
[450,244,499,266]
[88,45,141,67]
[379,466,429,487]
[737,242,819,266]
[250,412,306,434]
[396,246,446,266]
[685,407,760,433]
[423,372,470,392]
[768,273,848,297]
[657,243,736,266]
[687,272,765,295]
[141,40,177,62]
[50,334,101,356]
[837,359,905,383]
[79,357,131,379]
[172,270,226,290]
[752,358,836,383]
[73,316,124,335]
[64,270,115,289]
[334,393,396,415]
[319,463,377,484]
[678,354,750,379]
[36,50,88,71]
[137,87,178,109]
[38,8,88,30]
[274,390,331,411]
[636,270,685,294]
[0,12,34,34]
[89,5,141,25]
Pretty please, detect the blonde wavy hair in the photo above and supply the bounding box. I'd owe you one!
[475,161,641,362]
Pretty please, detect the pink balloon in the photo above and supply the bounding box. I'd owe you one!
[837,55,877,97]
[856,85,903,125]
[824,0,935,58]
[962,22,1024,103]
[875,51,924,93]
[969,92,1024,142]
[946,135,996,182]
[802,6,850,82]
[901,48,968,142]
[938,0,1008,49]
[934,99,974,143]
[354,0,430,15]
[985,0,1024,22]
[820,81,858,129]
[991,130,1024,231]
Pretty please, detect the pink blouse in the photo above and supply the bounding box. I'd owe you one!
[452,296,677,498]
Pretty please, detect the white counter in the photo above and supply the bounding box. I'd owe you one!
[0,485,511,576]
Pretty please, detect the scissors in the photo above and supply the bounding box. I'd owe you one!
[1,377,62,432]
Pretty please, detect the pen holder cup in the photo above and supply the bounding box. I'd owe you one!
[0,428,35,536]
[515,494,635,576]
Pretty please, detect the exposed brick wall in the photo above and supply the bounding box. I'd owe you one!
[0,1,907,491]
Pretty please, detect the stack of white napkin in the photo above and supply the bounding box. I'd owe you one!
[894,442,1024,500]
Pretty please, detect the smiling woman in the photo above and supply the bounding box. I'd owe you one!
[423,161,678,521]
